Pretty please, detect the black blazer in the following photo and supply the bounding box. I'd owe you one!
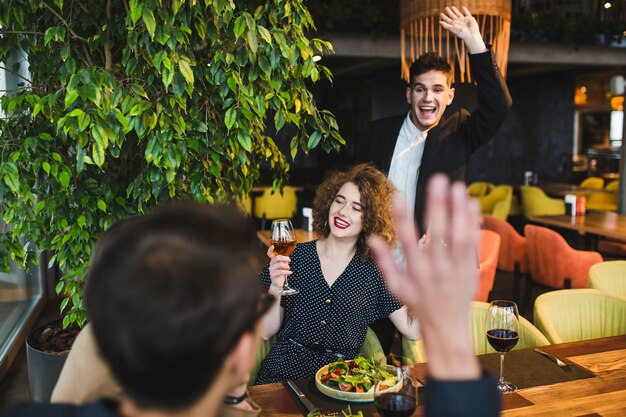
[352,49,512,232]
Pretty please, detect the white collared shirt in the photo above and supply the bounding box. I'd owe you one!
[387,111,427,216]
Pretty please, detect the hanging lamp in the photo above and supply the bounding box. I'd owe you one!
[400,0,511,83]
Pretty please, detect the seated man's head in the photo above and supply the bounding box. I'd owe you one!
[85,202,270,415]
[406,52,455,131]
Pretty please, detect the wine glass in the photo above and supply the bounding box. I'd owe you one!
[269,219,298,296]
[374,361,418,417]
[486,300,520,394]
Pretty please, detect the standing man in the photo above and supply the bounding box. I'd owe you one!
[356,6,512,233]
[356,6,512,352]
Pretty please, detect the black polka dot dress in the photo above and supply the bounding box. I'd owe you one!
[255,240,402,384]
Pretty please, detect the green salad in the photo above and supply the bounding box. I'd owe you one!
[318,356,397,393]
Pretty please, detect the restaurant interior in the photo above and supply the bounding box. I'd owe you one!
[0,0,625,416]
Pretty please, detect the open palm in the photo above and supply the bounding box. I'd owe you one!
[440,6,479,40]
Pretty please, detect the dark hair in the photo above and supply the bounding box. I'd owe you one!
[85,202,261,411]
[409,52,453,86]
[312,164,395,259]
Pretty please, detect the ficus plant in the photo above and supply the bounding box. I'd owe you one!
[0,0,344,329]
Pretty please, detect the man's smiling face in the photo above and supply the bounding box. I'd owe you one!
[406,70,455,131]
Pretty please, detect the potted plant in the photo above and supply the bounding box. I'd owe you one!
[0,0,343,401]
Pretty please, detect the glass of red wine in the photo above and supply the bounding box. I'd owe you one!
[486,300,520,394]
[374,363,418,417]
[269,219,298,296]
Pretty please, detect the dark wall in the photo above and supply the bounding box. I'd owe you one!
[468,71,576,184]
[308,62,576,187]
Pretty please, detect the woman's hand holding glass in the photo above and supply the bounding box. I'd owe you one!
[266,245,292,295]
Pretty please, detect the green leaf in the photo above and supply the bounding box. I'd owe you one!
[77,113,91,132]
[77,215,86,228]
[237,131,252,152]
[97,199,107,212]
[42,162,51,175]
[34,200,45,213]
[65,90,79,108]
[59,171,70,188]
[179,59,194,84]
[131,83,149,99]
[92,125,109,149]
[130,5,142,25]
[234,15,246,39]
[4,174,19,193]
[247,30,258,54]
[92,141,105,167]
[258,26,272,44]
[307,131,322,149]
[142,10,156,37]
[224,107,237,130]
[68,108,84,117]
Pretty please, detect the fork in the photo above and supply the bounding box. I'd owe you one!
[534,348,572,372]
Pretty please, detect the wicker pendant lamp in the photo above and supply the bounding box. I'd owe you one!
[400,0,511,83]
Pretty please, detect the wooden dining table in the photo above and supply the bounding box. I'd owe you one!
[248,335,626,416]
[528,211,626,247]
[537,183,613,198]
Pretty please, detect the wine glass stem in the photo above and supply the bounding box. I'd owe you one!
[499,353,505,385]
[283,275,290,290]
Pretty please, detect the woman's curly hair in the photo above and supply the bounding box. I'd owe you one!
[312,164,396,260]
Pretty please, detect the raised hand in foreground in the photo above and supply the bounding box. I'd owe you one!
[369,174,481,380]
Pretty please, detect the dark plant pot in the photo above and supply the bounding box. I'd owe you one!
[25,321,71,402]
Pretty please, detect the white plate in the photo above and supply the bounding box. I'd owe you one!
[314,362,403,403]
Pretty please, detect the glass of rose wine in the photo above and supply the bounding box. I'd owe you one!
[486,300,520,394]
[270,219,298,296]
[374,362,418,417]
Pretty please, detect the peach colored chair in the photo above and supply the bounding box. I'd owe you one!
[475,229,501,302]
[524,225,603,308]
[597,239,626,258]
[483,216,528,304]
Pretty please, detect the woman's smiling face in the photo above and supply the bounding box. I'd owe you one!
[328,181,363,239]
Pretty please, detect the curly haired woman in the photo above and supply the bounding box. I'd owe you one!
[256,164,421,384]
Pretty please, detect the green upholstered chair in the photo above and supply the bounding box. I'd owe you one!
[403,302,549,364]
[579,177,604,190]
[588,261,626,299]
[519,185,565,217]
[467,181,495,197]
[253,186,298,229]
[586,180,619,212]
[478,185,512,219]
[249,336,276,385]
[250,328,385,385]
[534,289,626,344]
[491,192,513,220]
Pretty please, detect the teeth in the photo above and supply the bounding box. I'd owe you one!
[335,218,349,227]
[420,106,435,111]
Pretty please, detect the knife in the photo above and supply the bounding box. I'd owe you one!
[286,380,317,413]
[534,348,570,368]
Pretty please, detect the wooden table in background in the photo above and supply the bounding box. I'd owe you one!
[256,229,317,248]
[528,211,626,243]
[248,335,626,417]
[537,183,613,198]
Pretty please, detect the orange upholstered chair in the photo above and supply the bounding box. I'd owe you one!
[475,229,501,302]
[525,224,603,293]
[483,216,528,303]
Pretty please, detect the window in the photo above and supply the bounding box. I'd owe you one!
[0,43,47,381]
[572,73,623,177]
